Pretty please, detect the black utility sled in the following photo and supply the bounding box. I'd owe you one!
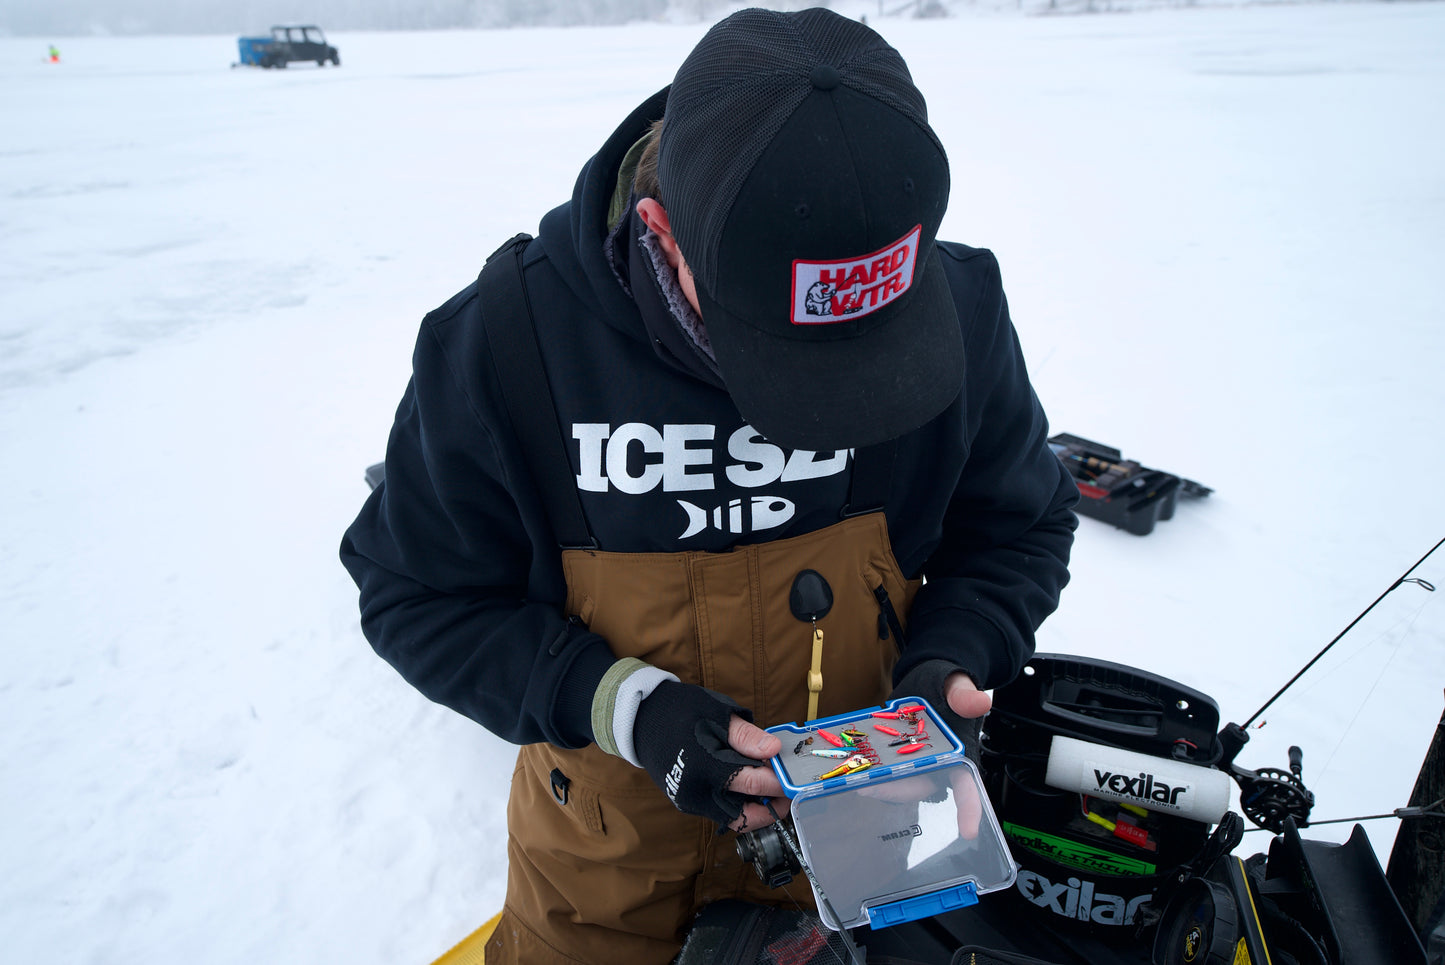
[1050,433,1211,536]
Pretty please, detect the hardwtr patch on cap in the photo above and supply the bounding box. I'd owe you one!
[790,225,921,326]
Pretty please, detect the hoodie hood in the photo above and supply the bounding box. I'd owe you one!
[538,87,669,347]
[539,86,726,389]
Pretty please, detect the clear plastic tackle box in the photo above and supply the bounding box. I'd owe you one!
[765,697,1018,931]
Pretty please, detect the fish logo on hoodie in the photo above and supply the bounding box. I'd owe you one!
[676,495,795,539]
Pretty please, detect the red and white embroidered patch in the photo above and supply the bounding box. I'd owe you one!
[790,225,921,326]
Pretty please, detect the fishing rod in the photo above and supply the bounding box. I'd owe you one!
[1220,536,1443,833]
[1241,535,1443,730]
[1240,795,1445,833]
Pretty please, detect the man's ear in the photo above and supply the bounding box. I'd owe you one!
[636,197,683,270]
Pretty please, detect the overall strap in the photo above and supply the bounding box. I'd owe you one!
[478,234,598,550]
[842,439,897,518]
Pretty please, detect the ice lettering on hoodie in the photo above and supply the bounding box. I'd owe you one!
[572,422,715,494]
[572,423,852,539]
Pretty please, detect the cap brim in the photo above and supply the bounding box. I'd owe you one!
[700,248,964,452]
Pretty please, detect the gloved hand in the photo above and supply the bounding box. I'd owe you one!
[633,680,773,828]
[890,659,989,763]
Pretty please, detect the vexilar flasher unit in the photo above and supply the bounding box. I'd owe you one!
[980,654,1226,935]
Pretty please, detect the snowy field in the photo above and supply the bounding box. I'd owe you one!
[3,4,1444,963]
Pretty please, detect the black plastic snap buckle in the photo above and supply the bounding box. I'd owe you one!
[549,768,570,806]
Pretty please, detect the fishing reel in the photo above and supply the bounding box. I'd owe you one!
[1218,724,1315,833]
[1237,751,1315,834]
[736,820,803,889]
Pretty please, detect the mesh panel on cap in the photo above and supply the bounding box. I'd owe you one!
[659,8,937,295]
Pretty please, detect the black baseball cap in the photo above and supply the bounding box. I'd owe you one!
[658,7,963,452]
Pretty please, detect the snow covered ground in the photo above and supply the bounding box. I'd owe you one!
[3,5,1443,963]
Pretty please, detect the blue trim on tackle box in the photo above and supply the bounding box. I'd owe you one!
[868,881,979,929]
[765,696,964,799]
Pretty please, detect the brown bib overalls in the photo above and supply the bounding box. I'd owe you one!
[484,511,919,964]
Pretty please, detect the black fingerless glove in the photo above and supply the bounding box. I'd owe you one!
[633,680,762,827]
[891,660,985,766]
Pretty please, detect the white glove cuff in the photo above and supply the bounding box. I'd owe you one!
[591,657,679,766]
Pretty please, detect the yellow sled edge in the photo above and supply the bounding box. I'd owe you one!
[430,911,502,965]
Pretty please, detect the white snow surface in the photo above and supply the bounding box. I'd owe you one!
[3,5,1444,963]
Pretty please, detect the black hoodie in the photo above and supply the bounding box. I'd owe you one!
[340,88,1078,750]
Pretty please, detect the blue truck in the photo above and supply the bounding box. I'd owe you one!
[236,25,339,69]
